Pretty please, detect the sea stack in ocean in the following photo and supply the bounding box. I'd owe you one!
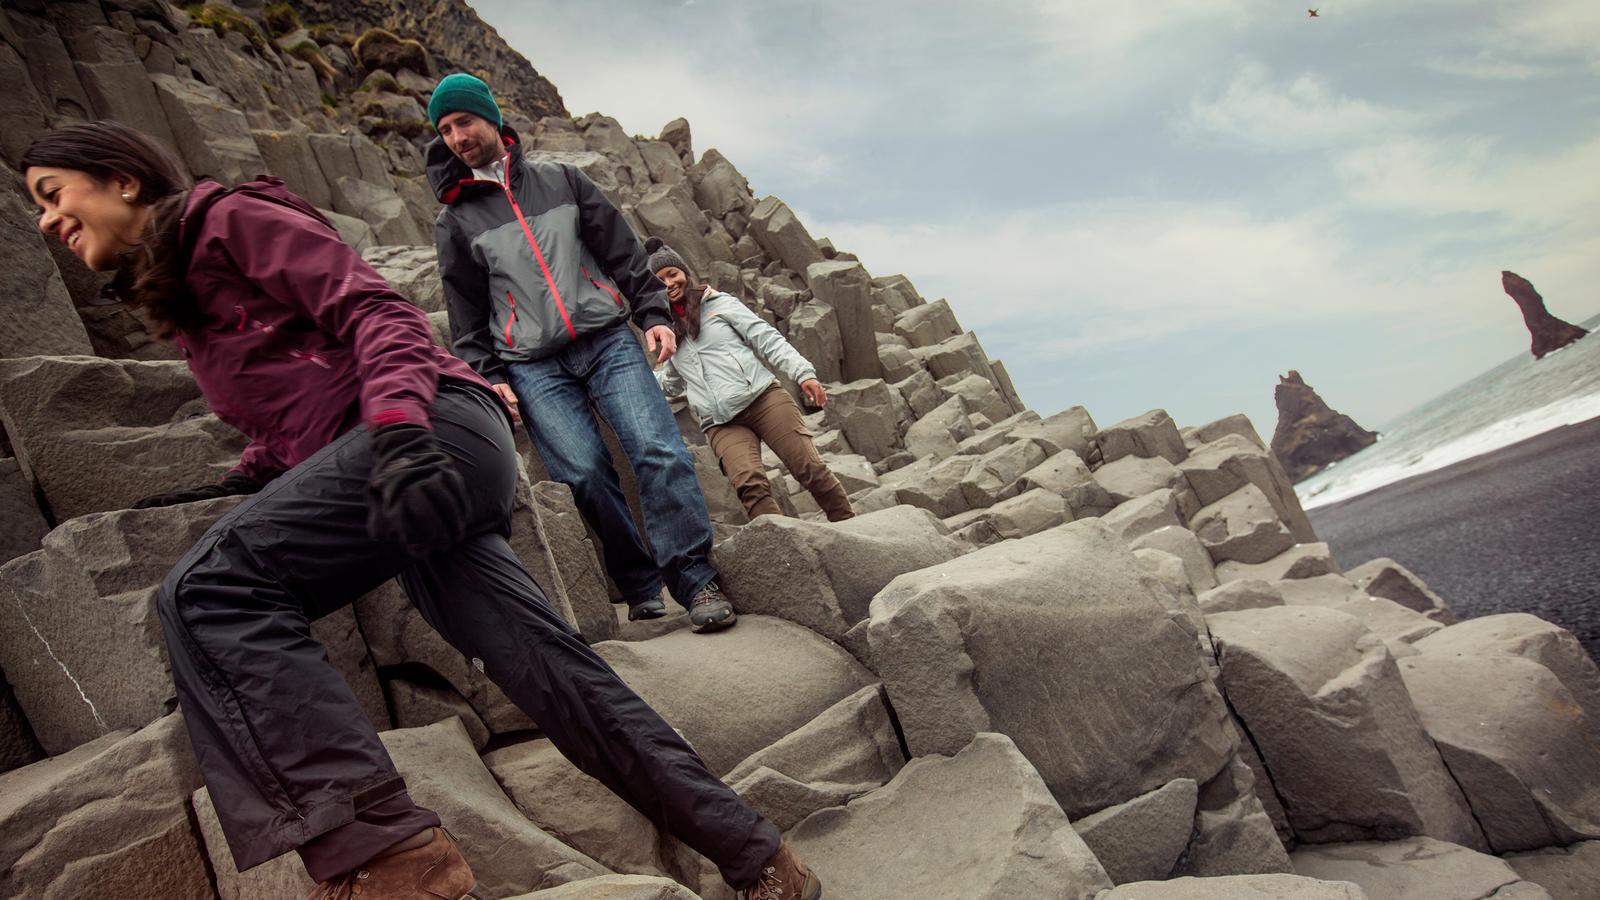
[1502,271,1588,360]
[1269,371,1378,482]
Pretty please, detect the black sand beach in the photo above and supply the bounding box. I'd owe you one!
[1309,415,1600,663]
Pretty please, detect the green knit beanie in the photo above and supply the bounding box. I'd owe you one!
[428,73,502,129]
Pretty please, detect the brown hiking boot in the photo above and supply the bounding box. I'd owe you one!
[305,828,481,899]
[739,841,822,899]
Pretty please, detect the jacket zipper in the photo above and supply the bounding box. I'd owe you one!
[505,291,517,346]
[583,267,624,307]
[499,183,577,339]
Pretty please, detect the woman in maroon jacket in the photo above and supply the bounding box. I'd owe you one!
[20,122,819,900]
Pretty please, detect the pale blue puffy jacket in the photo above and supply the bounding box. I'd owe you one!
[656,290,818,429]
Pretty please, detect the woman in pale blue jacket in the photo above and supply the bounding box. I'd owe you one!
[648,239,854,521]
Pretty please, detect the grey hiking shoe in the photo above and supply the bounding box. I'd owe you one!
[688,581,737,633]
[627,596,667,621]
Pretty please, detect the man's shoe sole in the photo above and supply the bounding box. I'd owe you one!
[690,609,737,633]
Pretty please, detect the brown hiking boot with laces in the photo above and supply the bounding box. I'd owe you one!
[305,828,481,900]
[740,841,821,899]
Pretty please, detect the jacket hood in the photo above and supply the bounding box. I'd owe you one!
[426,124,524,204]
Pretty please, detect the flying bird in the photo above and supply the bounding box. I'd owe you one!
[1308,8,1319,16]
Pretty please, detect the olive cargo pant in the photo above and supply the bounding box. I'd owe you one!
[706,383,854,522]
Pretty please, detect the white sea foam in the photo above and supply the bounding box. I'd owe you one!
[1296,318,1600,511]
[1299,391,1600,510]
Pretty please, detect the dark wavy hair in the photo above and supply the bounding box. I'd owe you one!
[20,120,203,336]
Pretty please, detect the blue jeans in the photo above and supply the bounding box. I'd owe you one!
[505,325,717,608]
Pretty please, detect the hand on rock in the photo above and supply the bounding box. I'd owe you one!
[800,379,828,409]
[366,425,469,559]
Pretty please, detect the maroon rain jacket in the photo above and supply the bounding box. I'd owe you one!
[176,178,490,482]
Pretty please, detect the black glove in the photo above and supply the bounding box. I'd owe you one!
[366,424,469,559]
[131,472,261,509]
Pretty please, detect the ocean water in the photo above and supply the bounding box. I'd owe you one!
[1297,313,1600,511]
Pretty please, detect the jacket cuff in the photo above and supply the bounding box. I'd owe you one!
[369,401,433,431]
[636,309,672,333]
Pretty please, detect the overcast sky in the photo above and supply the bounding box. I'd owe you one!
[474,0,1600,437]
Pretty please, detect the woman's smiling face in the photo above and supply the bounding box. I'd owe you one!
[26,166,148,271]
[656,266,689,302]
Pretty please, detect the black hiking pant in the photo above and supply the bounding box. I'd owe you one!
[156,379,779,885]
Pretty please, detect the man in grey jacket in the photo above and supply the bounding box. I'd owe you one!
[426,73,734,631]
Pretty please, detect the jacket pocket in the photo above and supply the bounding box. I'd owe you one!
[582,267,624,307]
[504,291,518,347]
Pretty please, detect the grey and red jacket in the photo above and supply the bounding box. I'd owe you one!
[177,177,490,482]
[426,127,672,383]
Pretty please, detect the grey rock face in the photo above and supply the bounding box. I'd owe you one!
[938,372,1014,424]
[1414,613,1600,724]
[916,330,995,384]
[944,487,1072,542]
[0,356,245,520]
[1191,484,1295,565]
[527,479,618,644]
[689,150,755,220]
[595,616,875,775]
[381,719,607,896]
[506,875,703,899]
[1098,874,1368,898]
[902,393,971,461]
[1179,433,1316,543]
[1190,413,1269,449]
[1346,558,1455,623]
[0,715,208,900]
[362,244,444,313]
[892,299,961,348]
[1017,449,1118,518]
[1207,606,1485,848]
[1096,409,1188,465]
[748,197,824,284]
[1197,579,1285,615]
[822,378,902,462]
[868,521,1236,819]
[0,456,47,565]
[1130,525,1218,592]
[1094,454,1200,519]
[713,506,961,640]
[1102,488,1185,542]
[151,73,266,186]
[484,737,673,879]
[0,497,236,753]
[636,181,722,278]
[786,300,842,383]
[1397,654,1600,852]
[1215,542,1341,583]
[725,685,907,830]
[1177,751,1295,877]
[0,171,93,360]
[1291,837,1551,900]
[1074,778,1198,884]
[193,785,316,900]
[1012,405,1099,463]
[386,680,490,749]
[356,579,534,735]
[807,260,881,382]
[789,733,1113,900]
[1505,841,1600,900]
